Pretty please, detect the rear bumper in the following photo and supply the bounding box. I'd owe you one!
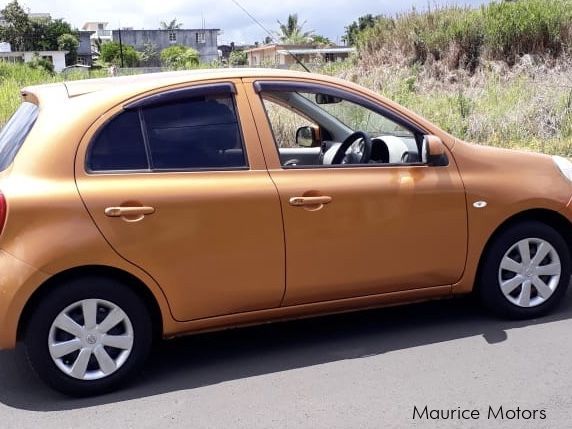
[0,250,48,349]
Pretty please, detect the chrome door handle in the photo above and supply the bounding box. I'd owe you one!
[104,206,155,217]
[289,196,332,206]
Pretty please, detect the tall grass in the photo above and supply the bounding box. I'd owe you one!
[358,0,572,70]
[1,53,572,156]
[328,56,572,155]
[0,62,109,126]
[0,62,57,124]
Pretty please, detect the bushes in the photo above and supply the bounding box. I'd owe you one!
[0,62,58,125]
[99,41,140,67]
[357,0,572,71]
[160,45,199,69]
[484,0,572,63]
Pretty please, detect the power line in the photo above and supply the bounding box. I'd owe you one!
[229,0,311,72]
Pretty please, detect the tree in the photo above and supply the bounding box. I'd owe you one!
[311,35,333,47]
[160,45,199,69]
[229,49,247,66]
[160,19,183,30]
[276,14,314,45]
[0,0,33,51]
[343,14,378,46]
[57,33,79,65]
[0,1,80,64]
[99,41,139,67]
[139,43,161,66]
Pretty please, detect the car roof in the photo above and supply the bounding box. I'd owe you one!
[21,68,321,102]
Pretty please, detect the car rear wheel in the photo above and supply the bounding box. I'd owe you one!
[24,276,152,396]
[478,221,571,319]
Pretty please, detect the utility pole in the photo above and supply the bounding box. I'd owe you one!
[118,27,125,68]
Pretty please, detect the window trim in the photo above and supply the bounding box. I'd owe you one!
[253,80,427,136]
[86,82,249,174]
[124,82,236,110]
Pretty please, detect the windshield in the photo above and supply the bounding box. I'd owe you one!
[0,102,39,171]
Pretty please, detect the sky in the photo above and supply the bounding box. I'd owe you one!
[7,0,491,45]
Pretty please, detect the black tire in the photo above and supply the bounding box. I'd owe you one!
[478,221,571,319]
[24,276,153,396]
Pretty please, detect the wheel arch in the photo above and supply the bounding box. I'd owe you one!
[474,208,572,292]
[17,265,163,342]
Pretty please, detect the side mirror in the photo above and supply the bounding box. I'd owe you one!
[423,135,448,166]
[296,125,320,148]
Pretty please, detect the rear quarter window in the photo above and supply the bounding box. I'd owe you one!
[0,102,39,171]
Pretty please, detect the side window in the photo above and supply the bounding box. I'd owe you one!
[262,97,318,148]
[88,110,149,172]
[259,87,420,168]
[87,91,247,172]
[142,94,246,170]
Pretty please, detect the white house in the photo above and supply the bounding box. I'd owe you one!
[0,50,68,72]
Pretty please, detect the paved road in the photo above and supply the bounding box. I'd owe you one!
[0,291,571,429]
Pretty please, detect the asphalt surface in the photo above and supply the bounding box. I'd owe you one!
[0,290,571,429]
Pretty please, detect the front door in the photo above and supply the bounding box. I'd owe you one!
[76,81,285,321]
[245,79,467,305]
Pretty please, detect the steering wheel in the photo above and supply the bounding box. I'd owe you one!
[331,131,372,165]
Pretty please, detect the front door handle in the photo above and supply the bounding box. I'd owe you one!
[289,196,332,207]
[104,206,155,217]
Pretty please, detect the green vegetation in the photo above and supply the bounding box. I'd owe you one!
[0,1,79,58]
[355,0,572,70]
[229,50,248,66]
[0,62,56,124]
[276,13,314,44]
[99,41,140,67]
[159,19,183,30]
[160,45,199,69]
[275,13,330,46]
[0,62,107,126]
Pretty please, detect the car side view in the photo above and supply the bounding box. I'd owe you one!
[0,69,570,396]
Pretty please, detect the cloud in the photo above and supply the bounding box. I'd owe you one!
[9,0,491,44]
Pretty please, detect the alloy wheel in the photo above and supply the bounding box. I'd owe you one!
[48,298,134,380]
[498,238,561,308]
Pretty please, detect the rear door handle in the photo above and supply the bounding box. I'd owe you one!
[289,196,332,206]
[104,206,155,217]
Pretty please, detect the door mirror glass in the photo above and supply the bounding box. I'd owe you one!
[423,135,448,166]
[296,126,318,147]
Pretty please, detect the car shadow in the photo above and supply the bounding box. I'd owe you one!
[1,292,571,411]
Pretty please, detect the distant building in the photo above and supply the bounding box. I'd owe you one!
[82,22,113,42]
[245,44,356,66]
[113,29,220,63]
[0,50,68,72]
[77,31,95,66]
[218,42,254,63]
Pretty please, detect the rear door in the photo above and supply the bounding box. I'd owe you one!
[75,80,285,321]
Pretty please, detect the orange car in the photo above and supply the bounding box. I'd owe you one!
[0,69,570,395]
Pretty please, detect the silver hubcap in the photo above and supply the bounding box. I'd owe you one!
[498,238,561,308]
[48,299,134,380]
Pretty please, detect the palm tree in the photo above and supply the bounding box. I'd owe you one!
[160,19,183,30]
[276,14,314,45]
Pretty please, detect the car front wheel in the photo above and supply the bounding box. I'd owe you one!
[24,276,153,396]
[478,221,571,319]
